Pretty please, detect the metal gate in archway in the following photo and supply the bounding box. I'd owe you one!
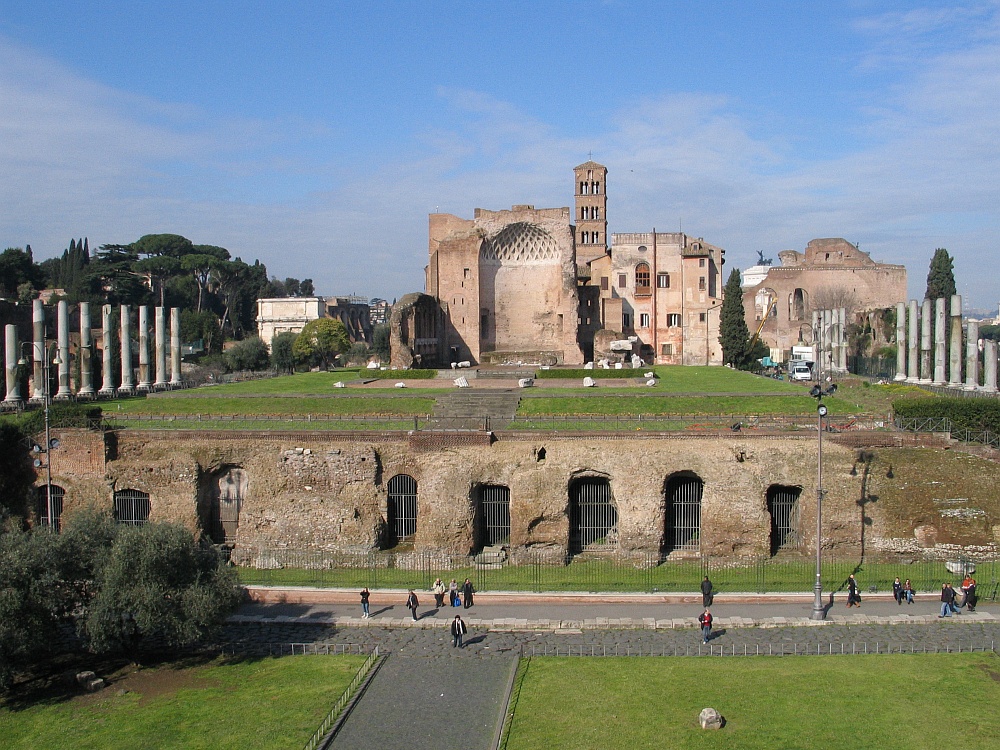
[767,485,801,555]
[569,477,617,554]
[475,484,510,550]
[664,474,702,554]
[114,489,150,526]
[36,485,65,530]
[387,474,418,544]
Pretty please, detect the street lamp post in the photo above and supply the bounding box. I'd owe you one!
[18,341,61,530]
[810,382,837,620]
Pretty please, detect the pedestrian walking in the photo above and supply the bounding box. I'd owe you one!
[966,578,978,612]
[939,582,953,617]
[947,583,961,614]
[432,578,446,608]
[450,614,468,648]
[701,575,714,608]
[449,579,460,607]
[960,574,974,608]
[698,608,713,644]
[846,574,861,607]
[892,577,903,605]
[462,578,475,609]
[903,579,915,604]
[360,587,370,618]
[406,589,419,621]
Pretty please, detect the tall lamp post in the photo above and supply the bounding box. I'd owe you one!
[18,341,61,529]
[810,381,837,620]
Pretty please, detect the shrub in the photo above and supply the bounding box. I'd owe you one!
[893,396,1000,434]
[367,369,437,379]
[223,336,271,372]
[535,368,656,379]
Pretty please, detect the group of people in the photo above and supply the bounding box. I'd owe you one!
[939,575,978,617]
[359,578,477,623]
[891,577,916,605]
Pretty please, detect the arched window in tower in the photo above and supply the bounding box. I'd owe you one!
[593,231,599,244]
[635,263,651,295]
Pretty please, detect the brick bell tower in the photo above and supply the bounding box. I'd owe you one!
[574,160,608,266]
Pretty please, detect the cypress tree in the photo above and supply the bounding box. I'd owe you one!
[719,268,751,368]
[925,248,956,301]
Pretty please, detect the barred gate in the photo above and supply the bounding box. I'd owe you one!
[664,473,702,554]
[569,477,617,554]
[113,488,150,526]
[210,467,245,545]
[36,484,65,530]
[768,485,801,555]
[386,474,418,545]
[475,484,511,549]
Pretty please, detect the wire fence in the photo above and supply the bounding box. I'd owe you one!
[895,416,1000,449]
[229,548,1000,597]
[522,640,998,657]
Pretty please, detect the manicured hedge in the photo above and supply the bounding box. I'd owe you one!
[893,396,1000,434]
[365,369,438,380]
[534,368,656,379]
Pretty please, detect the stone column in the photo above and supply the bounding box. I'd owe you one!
[78,302,94,396]
[119,306,134,395]
[837,307,848,373]
[966,320,980,390]
[919,299,932,383]
[811,310,820,367]
[3,325,20,405]
[906,300,919,383]
[170,307,182,386]
[154,306,168,389]
[100,304,115,395]
[933,297,947,384]
[894,302,907,380]
[823,309,833,376]
[949,295,963,387]
[137,306,151,391]
[31,299,45,402]
[55,300,72,399]
[984,340,998,394]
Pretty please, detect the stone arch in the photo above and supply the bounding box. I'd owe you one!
[472,483,511,553]
[205,465,247,545]
[767,484,802,555]
[663,472,703,555]
[114,488,150,526]
[755,288,778,321]
[790,288,809,321]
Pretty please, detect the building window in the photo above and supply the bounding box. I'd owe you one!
[657,273,670,288]
[594,208,600,220]
[593,231,599,244]
[623,313,631,329]
[635,263,651,294]
[661,343,672,356]
[36,485,65,531]
[594,182,601,194]
[601,276,609,291]
[569,477,617,554]
[664,473,703,554]
[699,312,706,322]
[386,474,418,547]
[463,268,471,278]
[114,489,150,526]
[667,313,681,327]
[474,484,511,551]
[639,313,650,328]
[618,274,627,288]
[698,277,706,291]
[699,258,706,267]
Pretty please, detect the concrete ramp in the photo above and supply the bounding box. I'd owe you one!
[329,652,516,750]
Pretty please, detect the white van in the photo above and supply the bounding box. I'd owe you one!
[790,363,812,382]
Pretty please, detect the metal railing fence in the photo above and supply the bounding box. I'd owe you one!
[229,547,1000,597]
[895,416,1000,449]
[302,646,381,750]
[522,641,998,657]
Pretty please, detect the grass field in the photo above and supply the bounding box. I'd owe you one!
[504,653,1000,750]
[0,655,366,750]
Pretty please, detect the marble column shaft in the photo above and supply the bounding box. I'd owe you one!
[119,306,134,394]
[56,300,72,398]
[933,297,947,384]
[984,340,998,394]
[966,320,980,390]
[949,295,963,386]
[154,306,167,387]
[3,324,19,403]
[170,308,182,385]
[78,302,94,395]
[137,306,151,390]
[895,302,907,380]
[907,300,919,383]
[31,299,44,401]
[919,299,932,383]
[100,304,115,394]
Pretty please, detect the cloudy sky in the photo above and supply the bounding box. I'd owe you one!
[2,1,999,309]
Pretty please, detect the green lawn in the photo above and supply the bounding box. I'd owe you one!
[505,654,1000,750]
[517,393,860,416]
[0,655,366,750]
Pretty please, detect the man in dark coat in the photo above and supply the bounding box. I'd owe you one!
[406,590,419,621]
[450,614,468,648]
[462,578,475,609]
[700,576,714,607]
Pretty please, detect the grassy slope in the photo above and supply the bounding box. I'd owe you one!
[506,654,1000,750]
[0,655,365,750]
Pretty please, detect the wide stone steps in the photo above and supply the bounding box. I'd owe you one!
[428,391,521,431]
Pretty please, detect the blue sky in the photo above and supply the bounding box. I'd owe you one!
[2,1,999,309]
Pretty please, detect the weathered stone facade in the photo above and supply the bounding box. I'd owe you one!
[38,428,886,560]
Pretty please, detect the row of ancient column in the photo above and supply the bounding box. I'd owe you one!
[812,307,848,376]
[2,300,183,405]
[893,296,997,392]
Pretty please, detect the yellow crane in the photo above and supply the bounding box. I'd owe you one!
[749,294,776,350]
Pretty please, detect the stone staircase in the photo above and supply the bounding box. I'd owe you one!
[428,390,521,431]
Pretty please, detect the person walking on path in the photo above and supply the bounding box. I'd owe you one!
[903,579,915,604]
[939,583,955,617]
[846,574,861,607]
[432,578,446,608]
[947,583,961,614]
[966,578,978,612]
[449,579,460,607]
[406,590,419,621]
[960,574,974,608]
[462,578,475,609]
[892,577,903,605]
[360,587,370,618]
[450,614,468,648]
[701,576,714,608]
[698,608,713,644]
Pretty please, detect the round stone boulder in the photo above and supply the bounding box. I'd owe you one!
[699,707,724,730]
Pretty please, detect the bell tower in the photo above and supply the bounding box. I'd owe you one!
[574,160,608,266]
